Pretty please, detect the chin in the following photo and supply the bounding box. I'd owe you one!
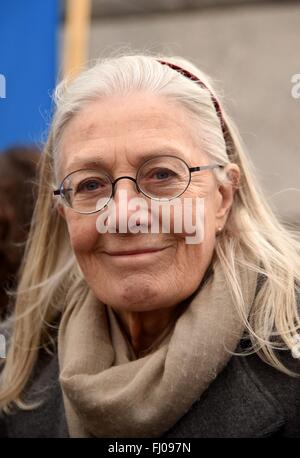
[100,278,166,312]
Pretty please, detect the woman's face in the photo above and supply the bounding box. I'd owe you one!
[58,92,238,312]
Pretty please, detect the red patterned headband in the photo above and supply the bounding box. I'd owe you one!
[158,60,226,136]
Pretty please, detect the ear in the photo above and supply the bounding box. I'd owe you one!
[215,164,240,231]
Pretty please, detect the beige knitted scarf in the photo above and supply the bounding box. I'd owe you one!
[58,261,258,438]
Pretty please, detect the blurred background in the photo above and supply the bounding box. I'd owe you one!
[0,0,299,227]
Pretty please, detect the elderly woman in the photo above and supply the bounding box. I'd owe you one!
[0,55,300,438]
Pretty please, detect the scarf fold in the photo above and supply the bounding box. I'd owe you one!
[58,262,257,438]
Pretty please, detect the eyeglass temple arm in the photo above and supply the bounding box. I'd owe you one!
[189,165,223,173]
[53,188,73,196]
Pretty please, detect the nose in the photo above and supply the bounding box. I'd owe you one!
[112,176,139,199]
[112,176,141,208]
[111,176,150,234]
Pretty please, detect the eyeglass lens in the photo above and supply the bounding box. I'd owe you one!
[61,156,190,213]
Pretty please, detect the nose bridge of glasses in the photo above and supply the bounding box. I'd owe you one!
[112,175,147,226]
[112,175,140,197]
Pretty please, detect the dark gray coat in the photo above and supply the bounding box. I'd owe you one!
[1,335,300,438]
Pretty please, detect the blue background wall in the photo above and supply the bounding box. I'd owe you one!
[0,0,59,150]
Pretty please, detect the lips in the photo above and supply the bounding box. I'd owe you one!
[104,247,168,256]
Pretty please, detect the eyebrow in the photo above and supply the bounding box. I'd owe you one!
[65,146,188,176]
[66,157,107,174]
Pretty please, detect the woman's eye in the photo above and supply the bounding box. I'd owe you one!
[151,169,176,180]
[77,179,103,192]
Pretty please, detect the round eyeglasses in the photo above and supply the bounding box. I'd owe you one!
[53,155,223,214]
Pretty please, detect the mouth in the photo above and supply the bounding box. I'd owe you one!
[104,247,169,257]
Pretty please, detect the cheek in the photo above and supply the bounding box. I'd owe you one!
[172,197,216,270]
[64,212,99,254]
[167,194,215,244]
[175,238,211,270]
[171,203,216,266]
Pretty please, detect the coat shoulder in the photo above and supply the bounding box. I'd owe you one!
[0,349,68,437]
[164,346,300,438]
[239,345,300,436]
[0,320,68,438]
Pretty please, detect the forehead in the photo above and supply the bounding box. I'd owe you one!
[58,92,204,177]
